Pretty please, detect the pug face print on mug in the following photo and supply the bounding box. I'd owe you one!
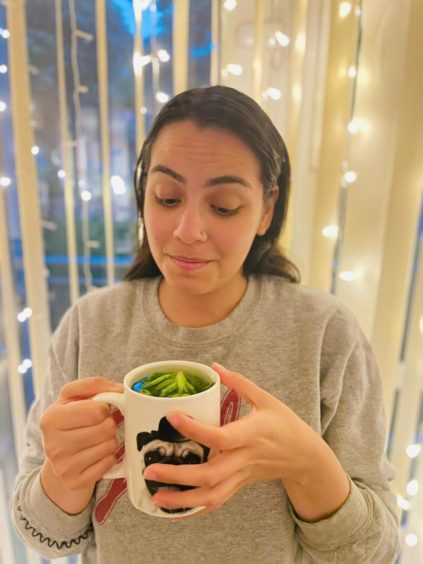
[93,360,220,518]
[136,415,210,515]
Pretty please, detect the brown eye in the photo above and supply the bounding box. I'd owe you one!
[155,196,180,207]
[211,205,241,216]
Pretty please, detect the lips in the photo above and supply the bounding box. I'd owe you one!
[171,255,209,263]
[168,255,211,272]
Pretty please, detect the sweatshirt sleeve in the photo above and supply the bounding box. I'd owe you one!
[289,309,400,563]
[10,306,96,559]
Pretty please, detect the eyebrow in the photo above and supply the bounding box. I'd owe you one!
[150,164,252,189]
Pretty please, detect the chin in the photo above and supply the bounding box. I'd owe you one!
[167,274,216,296]
[160,262,215,290]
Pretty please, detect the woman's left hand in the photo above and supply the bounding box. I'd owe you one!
[142,362,329,516]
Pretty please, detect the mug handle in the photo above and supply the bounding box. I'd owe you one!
[92,392,126,479]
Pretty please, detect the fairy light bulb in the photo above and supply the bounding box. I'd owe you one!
[31,145,40,156]
[275,31,290,47]
[226,64,243,75]
[347,118,361,134]
[223,0,237,11]
[18,359,32,374]
[57,169,66,179]
[339,2,352,18]
[396,495,411,511]
[292,84,302,101]
[348,65,357,79]
[156,92,170,103]
[0,64,7,73]
[322,225,339,239]
[111,175,126,195]
[295,33,305,53]
[263,88,282,101]
[80,190,92,202]
[133,53,151,75]
[0,176,11,187]
[406,479,419,497]
[406,444,422,458]
[17,307,32,322]
[344,170,358,183]
[0,101,7,112]
[405,534,418,547]
[339,271,356,282]
[157,49,170,62]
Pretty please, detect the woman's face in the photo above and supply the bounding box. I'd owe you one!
[143,120,278,298]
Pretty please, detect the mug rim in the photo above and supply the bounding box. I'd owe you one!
[123,360,219,401]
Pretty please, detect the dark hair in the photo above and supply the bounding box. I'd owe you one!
[124,85,300,283]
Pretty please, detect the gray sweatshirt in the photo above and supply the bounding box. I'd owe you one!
[11,275,400,563]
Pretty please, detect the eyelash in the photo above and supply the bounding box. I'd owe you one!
[154,196,241,217]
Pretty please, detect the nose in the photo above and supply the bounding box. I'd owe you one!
[173,204,206,244]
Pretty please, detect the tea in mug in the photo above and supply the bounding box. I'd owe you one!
[131,370,213,398]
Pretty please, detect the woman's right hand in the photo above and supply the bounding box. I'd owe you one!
[39,377,123,513]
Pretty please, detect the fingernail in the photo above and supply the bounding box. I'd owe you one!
[167,414,180,426]
[143,469,156,480]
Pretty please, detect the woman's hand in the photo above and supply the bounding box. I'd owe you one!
[40,377,123,514]
[143,363,350,520]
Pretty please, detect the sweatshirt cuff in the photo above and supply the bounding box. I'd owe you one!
[18,469,93,540]
[288,476,369,549]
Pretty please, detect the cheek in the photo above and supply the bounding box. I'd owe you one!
[144,206,172,243]
[212,217,258,254]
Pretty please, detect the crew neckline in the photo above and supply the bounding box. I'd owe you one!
[140,275,263,347]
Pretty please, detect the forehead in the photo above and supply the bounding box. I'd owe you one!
[149,121,261,182]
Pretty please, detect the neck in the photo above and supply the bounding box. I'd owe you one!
[158,276,248,328]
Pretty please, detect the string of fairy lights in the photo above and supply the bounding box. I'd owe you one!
[325,1,421,553]
[0,0,421,556]
[329,1,363,293]
[68,0,95,291]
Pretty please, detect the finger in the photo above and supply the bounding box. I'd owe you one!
[152,468,248,512]
[46,400,114,430]
[143,447,249,488]
[79,454,118,488]
[63,415,118,451]
[63,453,118,490]
[59,377,123,401]
[78,438,119,473]
[56,437,118,483]
[166,409,256,450]
[212,363,275,408]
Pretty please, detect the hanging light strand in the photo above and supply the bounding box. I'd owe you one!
[329,0,363,293]
[68,0,95,291]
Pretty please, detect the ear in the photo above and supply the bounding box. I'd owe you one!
[257,186,279,236]
[137,431,153,451]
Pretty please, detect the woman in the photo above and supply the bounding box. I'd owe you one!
[11,86,399,563]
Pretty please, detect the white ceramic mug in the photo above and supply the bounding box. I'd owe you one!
[93,360,220,518]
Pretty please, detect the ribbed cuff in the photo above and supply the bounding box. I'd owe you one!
[288,476,370,549]
[19,469,93,540]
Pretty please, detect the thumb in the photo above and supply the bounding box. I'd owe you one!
[212,362,272,408]
[59,376,123,402]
